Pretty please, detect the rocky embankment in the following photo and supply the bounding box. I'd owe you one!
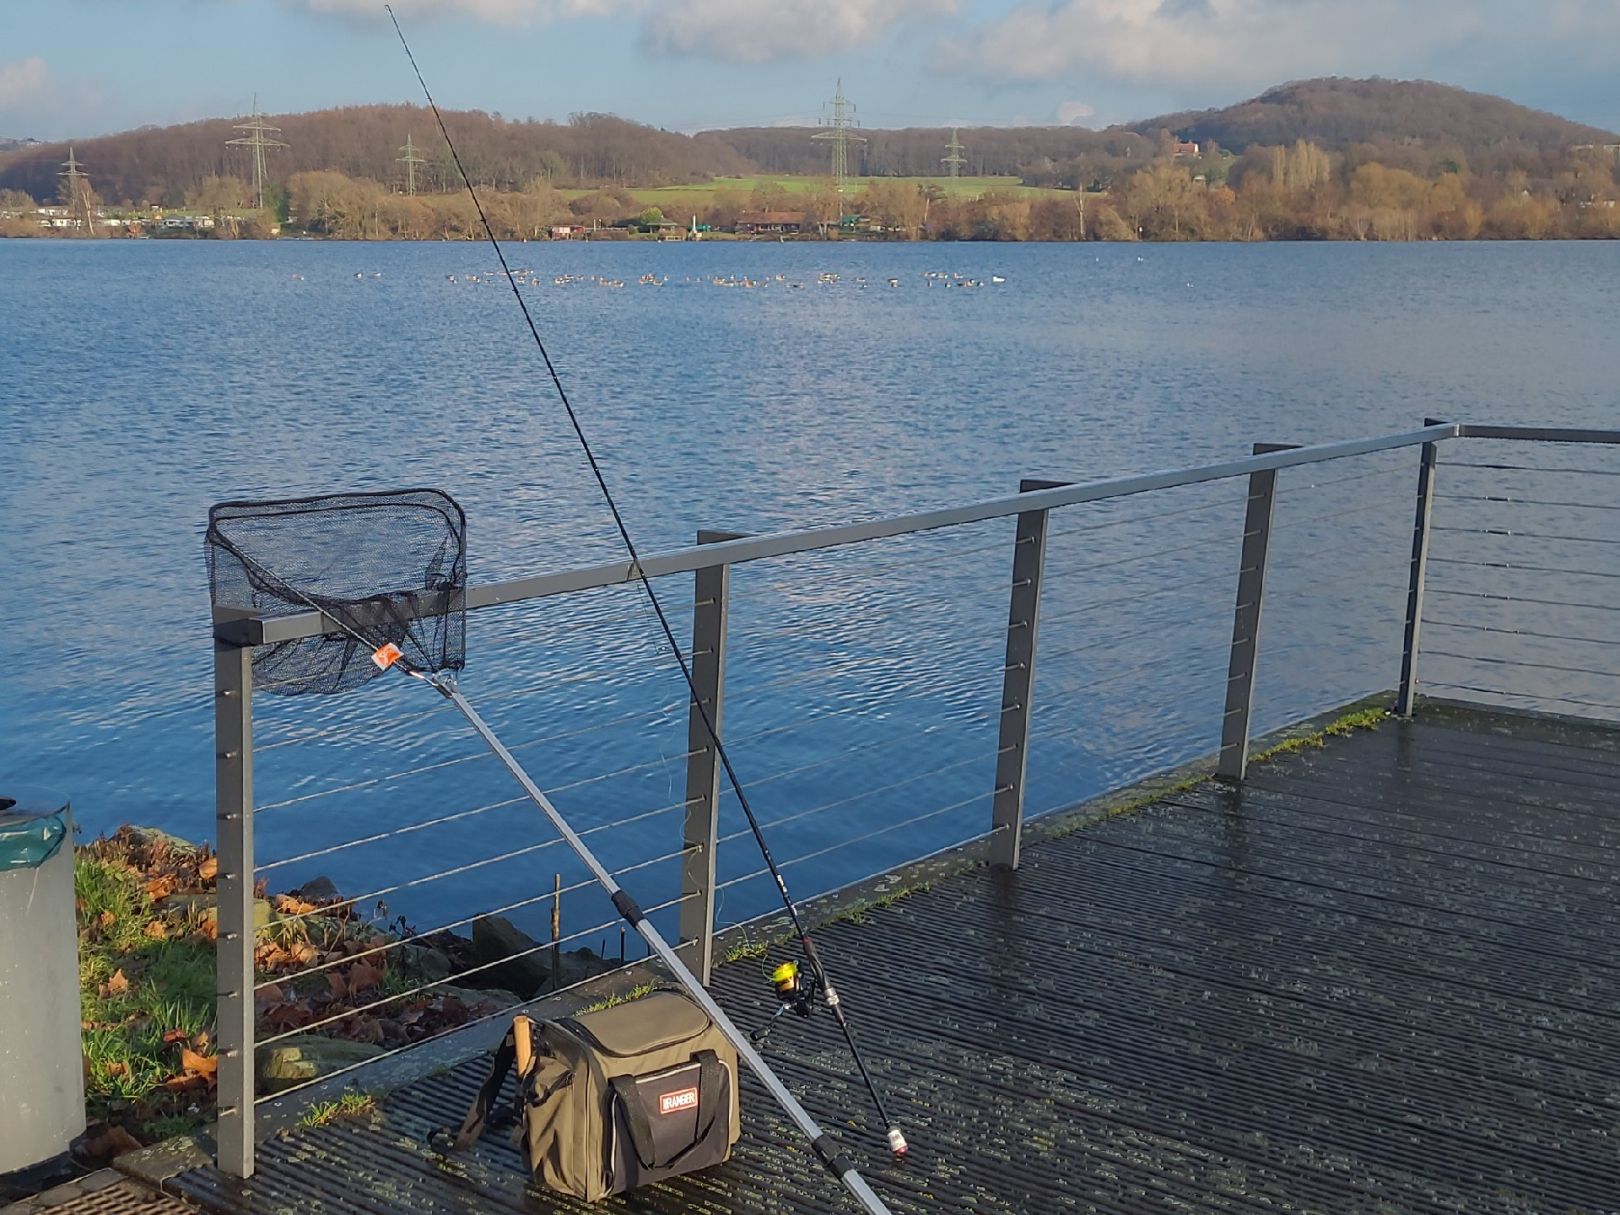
[74,826,615,1156]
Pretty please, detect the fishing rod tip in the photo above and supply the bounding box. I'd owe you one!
[886,1127,909,1157]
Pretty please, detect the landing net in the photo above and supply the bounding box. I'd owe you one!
[205,489,466,696]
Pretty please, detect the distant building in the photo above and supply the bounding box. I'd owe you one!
[1171,140,1201,159]
[735,210,808,234]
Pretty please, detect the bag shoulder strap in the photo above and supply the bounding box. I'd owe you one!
[437,1025,518,1151]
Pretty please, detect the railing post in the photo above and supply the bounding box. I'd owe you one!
[991,480,1059,870]
[1397,429,1442,717]
[213,638,255,1178]
[679,530,741,983]
[1217,444,1291,782]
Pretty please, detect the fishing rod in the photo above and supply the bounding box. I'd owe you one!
[208,529,892,1215]
[382,0,907,1164]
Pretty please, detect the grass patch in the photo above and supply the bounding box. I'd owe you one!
[577,982,656,1014]
[1250,706,1388,765]
[561,173,1072,211]
[296,1092,377,1129]
[77,847,219,1144]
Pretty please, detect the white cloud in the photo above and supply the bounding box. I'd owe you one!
[285,0,601,23]
[0,57,50,111]
[1055,99,1094,125]
[958,0,1486,91]
[644,0,955,63]
[280,0,954,60]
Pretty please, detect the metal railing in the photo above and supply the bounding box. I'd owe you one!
[209,420,1620,1176]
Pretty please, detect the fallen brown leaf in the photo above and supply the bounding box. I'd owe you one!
[104,1061,128,1078]
[143,920,169,941]
[105,969,131,997]
[180,1047,218,1081]
[345,962,385,995]
[198,855,219,882]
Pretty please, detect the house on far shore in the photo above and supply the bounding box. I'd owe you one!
[1171,140,1201,159]
[735,210,808,235]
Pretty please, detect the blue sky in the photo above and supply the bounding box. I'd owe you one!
[4,1,1619,141]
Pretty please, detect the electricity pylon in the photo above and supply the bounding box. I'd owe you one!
[398,133,425,196]
[227,95,288,210]
[59,145,95,233]
[942,129,965,178]
[812,79,866,195]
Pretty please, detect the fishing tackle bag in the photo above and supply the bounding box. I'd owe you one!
[442,989,740,1202]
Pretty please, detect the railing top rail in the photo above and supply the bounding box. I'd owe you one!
[219,422,1619,648]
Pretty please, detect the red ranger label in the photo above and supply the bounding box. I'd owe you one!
[659,1087,699,1115]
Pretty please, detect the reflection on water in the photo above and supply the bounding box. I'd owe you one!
[3,238,1617,937]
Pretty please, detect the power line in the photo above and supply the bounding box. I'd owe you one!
[226,94,288,210]
[811,78,866,195]
[942,128,965,178]
[397,132,425,196]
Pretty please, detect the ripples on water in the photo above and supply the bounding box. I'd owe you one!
[3,239,1617,939]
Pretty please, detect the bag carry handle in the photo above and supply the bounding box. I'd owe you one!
[610,1050,727,1172]
[433,1017,572,1152]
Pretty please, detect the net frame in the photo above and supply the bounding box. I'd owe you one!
[206,488,467,697]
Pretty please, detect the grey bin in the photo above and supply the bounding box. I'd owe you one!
[0,790,85,1175]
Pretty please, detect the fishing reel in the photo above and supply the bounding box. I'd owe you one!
[750,960,820,1045]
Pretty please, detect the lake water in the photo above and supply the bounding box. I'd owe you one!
[4,238,1617,947]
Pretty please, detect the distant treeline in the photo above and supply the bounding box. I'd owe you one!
[7,137,1612,242]
[2,77,1615,207]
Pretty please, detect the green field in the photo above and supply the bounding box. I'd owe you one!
[561,175,1070,209]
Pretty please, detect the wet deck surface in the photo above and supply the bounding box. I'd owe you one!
[165,706,1620,1214]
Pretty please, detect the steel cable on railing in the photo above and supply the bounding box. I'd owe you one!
[713,789,995,895]
[259,904,667,1047]
[260,855,702,1043]
[1040,530,1240,584]
[1276,462,1415,494]
[723,577,1013,658]
[254,702,458,755]
[250,886,701,1107]
[259,797,700,988]
[714,749,993,848]
[269,836,574,925]
[1036,576,1227,632]
[1431,525,1620,547]
[1267,496,1412,533]
[1434,493,1620,513]
[1428,557,1620,581]
[1420,649,1620,679]
[1425,619,1620,648]
[1422,681,1620,713]
[258,744,694,875]
[1048,484,1243,534]
[715,725,943,798]
[1441,460,1620,478]
[253,872,601,991]
[1426,586,1620,614]
[729,638,1008,704]
[746,530,1017,589]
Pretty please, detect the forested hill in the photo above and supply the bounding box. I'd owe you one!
[0,106,753,206]
[1,78,1614,204]
[1134,78,1615,168]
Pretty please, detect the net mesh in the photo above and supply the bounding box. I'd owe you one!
[206,489,467,697]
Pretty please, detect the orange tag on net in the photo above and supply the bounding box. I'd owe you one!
[371,642,404,671]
